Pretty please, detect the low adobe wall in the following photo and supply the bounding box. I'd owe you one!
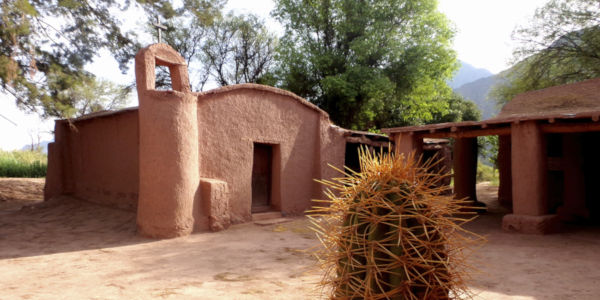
[45,110,140,211]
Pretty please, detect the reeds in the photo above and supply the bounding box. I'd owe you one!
[0,149,47,178]
[309,148,480,299]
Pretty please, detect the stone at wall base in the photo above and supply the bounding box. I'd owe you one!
[200,178,231,232]
[502,214,560,234]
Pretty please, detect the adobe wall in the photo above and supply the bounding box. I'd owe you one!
[44,110,140,211]
[196,86,345,224]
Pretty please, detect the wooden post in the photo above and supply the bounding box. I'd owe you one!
[392,132,423,158]
[453,137,479,204]
[497,134,512,208]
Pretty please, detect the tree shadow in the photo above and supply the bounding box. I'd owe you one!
[0,196,151,259]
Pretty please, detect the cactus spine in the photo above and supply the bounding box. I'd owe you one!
[310,148,479,299]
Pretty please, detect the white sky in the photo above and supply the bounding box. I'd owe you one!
[0,0,549,150]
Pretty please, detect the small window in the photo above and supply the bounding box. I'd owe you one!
[155,65,172,91]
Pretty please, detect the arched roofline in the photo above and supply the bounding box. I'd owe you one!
[195,83,330,119]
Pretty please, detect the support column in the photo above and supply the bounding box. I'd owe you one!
[135,44,199,238]
[558,133,588,220]
[503,121,559,234]
[453,137,481,207]
[392,132,423,159]
[497,135,512,208]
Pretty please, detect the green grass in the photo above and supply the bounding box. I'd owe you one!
[0,149,47,178]
[476,162,498,186]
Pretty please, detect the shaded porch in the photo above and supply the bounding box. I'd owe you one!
[383,110,600,234]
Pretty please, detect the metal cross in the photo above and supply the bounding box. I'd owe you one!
[152,16,167,44]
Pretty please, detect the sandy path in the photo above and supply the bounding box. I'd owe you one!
[1,179,599,299]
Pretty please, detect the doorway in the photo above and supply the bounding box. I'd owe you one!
[252,143,273,213]
[344,142,361,173]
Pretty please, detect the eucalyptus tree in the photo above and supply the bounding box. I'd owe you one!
[0,0,180,118]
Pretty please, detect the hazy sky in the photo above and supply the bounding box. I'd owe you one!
[225,0,550,73]
[1,0,550,150]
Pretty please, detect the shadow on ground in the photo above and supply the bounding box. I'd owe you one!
[465,183,600,300]
[0,196,148,259]
[1,180,600,299]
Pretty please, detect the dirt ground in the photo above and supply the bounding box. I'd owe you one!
[1,179,600,299]
[0,178,44,211]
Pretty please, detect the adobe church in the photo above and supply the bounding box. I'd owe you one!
[44,44,387,238]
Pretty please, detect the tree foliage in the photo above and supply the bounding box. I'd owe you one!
[62,78,130,117]
[272,0,457,130]
[156,0,225,91]
[203,13,278,87]
[493,0,600,105]
[0,0,176,119]
[428,93,481,124]
[159,3,278,91]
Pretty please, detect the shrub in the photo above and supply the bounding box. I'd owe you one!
[476,162,498,185]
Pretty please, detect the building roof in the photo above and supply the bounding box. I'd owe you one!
[196,83,329,118]
[58,107,138,124]
[64,84,331,124]
[382,78,600,138]
[498,78,600,119]
[343,129,390,147]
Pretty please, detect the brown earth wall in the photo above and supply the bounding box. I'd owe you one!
[196,88,344,224]
[45,111,140,211]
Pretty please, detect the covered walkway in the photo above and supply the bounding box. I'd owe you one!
[382,78,600,234]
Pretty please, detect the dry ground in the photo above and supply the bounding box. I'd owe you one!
[0,178,44,211]
[0,179,599,299]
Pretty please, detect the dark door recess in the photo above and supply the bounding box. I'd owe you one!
[252,143,272,213]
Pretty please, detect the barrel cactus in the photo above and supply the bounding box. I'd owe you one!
[310,148,480,299]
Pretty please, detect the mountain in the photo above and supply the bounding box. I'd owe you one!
[454,75,503,120]
[21,140,51,154]
[447,60,504,120]
[448,61,494,89]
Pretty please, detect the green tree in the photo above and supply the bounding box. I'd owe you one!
[0,0,174,119]
[155,0,225,91]
[428,93,481,124]
[59,78,130,117]
[479,135,499,167]
[202,13,278,87]
[493,0,600,104]
[272,0,457,130]
[158,8,278,91]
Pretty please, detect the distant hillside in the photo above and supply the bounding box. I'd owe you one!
[454,75,503,120]
[21,141,50,154]
[448,61,494,88]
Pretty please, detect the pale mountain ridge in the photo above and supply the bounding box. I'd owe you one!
[454,75,503,120]
[451,61,502,120]
[448,61,494,89]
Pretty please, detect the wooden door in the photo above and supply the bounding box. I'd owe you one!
[252,143,272,212]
